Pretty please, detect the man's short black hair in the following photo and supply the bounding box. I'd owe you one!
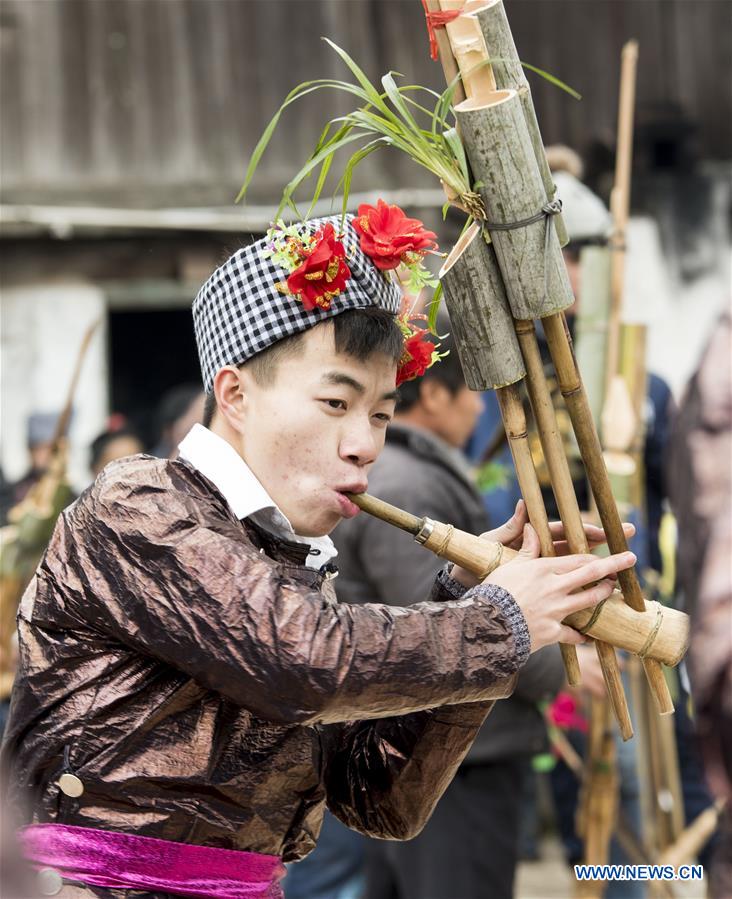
[395,330,466,413]
[203,307,403,427]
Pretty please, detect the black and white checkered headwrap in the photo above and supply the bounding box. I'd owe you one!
[193,214,402,393]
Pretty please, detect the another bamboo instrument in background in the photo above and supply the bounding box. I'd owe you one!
[0,322,99,691]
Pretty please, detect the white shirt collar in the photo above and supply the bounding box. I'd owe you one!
[177,424,337,570]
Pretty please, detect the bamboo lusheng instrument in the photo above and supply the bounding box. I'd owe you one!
[440,224,629,726]
[432,13,623,705]
[450,64,673,717]
[576,699,618,899]
[604,40,638,409]
[1,321,99,693]
[429,2,671,718]
[346,492,689,668]
[658,799,726,870]
[440,225,582,686]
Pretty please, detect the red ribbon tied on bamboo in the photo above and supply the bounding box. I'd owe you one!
[421,1,463,61]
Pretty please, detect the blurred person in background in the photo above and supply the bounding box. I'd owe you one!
[285,328,565,899]
[149,383,205,459]
[0,411,69,526]
[669,310,732,897]
[89,420,144,479]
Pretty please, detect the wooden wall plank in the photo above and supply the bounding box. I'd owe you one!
[1,0,728,206]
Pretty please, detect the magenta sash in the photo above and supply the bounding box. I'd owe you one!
[19,823,285,898]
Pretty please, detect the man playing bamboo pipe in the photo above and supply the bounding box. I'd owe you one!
[2,208,636,899]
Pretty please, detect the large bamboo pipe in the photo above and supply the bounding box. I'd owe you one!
[542,312,675,715]
[346,492,689,668]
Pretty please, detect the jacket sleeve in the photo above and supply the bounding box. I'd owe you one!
[59,474,525,727]
[321,699,496,840]
[318,572,536,839]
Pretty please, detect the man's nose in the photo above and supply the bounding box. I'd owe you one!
[339,419,378,466]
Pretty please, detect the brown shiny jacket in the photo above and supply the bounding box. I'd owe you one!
[2,456,521,862]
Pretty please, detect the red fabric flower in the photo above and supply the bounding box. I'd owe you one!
[397,328,438,386]
[353,200,437,271]
[548,692,588,733]
[286,223,351,311]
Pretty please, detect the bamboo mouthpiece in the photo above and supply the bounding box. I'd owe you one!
[346,492,422,535]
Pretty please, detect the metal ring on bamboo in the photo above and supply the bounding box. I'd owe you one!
[576,597,608,635]
[637,601,664,659]
[414,518,435,545]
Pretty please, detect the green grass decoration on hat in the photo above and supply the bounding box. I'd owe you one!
[238,39,579,332]
[238,39,579,224]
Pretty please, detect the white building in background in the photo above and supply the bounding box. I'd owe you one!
[1,280,107,491]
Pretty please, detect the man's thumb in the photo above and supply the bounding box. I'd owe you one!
[517,523,540,559]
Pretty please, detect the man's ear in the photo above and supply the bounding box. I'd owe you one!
[213,366,247,434]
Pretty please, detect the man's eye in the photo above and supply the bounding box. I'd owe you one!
[322,399,346,410]
[373,413,392,424]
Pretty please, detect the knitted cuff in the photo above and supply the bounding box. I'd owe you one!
[435,563,470,601]
[468,583,531,666]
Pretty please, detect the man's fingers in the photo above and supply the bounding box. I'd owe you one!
[516,523,540,559]
[560,578,617,615]
[549,552,599,573]
[559,551,636,592]
[557,625,587,646]
[488,499,528,545]
[584,521,637,546]
[548,520,637,547]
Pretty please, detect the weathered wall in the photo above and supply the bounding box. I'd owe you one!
[1,0,729,207]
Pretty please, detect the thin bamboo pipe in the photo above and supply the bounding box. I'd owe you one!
[438,0,496,102]
[542,312,675,715]
[495,385,582,686]
[577,697,618,898]
[605,40,638,394]
[513,319,632,738]
[658,799,726,869]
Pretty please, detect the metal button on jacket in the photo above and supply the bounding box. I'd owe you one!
[58,772,84,797]
[37,867,64,895]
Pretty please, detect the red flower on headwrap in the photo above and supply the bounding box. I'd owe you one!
[396,327,440,386]
[286,223,351,311]
[353,200,438,271]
